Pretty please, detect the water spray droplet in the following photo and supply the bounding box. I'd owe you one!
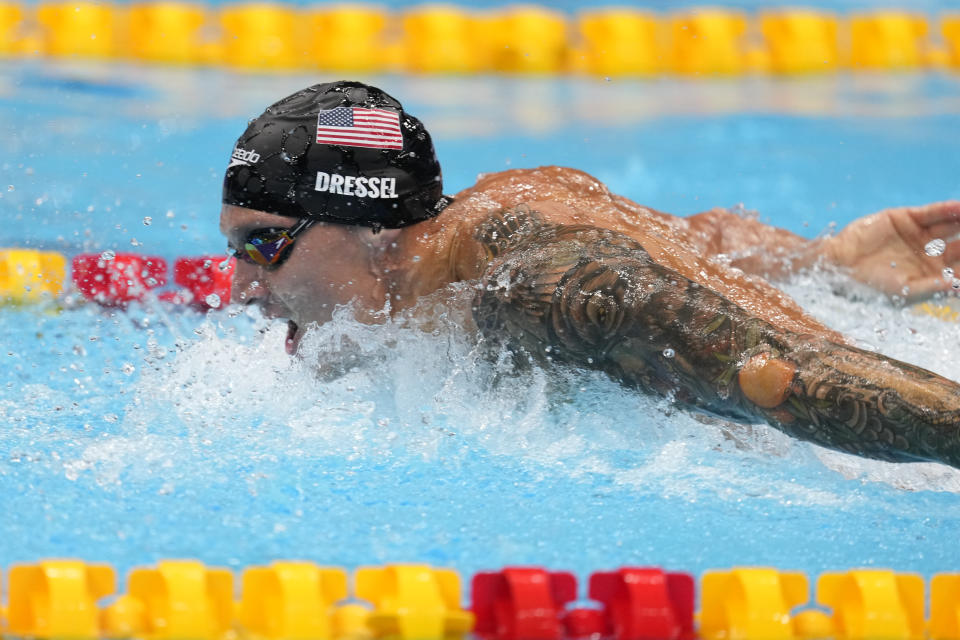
[925,238,946,257]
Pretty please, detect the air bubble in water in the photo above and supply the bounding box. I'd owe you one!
[218,259,231,272]
[143,216,152,225]
[6,185,13,191]
[662,348,675,358]
[925,238,946,257]
[121,363,135,375]
[205,293,221,308]
[100,250,116,261]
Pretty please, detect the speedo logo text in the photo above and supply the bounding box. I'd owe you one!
[314,172,398,199]
[229,147,261,167]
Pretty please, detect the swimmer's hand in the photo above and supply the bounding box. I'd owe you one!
[822,200,960,301]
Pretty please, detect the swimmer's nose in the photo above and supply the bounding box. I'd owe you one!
[230,259,269,305]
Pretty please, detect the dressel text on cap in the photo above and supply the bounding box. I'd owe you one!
[314,172,398,199]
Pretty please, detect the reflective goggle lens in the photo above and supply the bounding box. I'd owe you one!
[244,231,293,266]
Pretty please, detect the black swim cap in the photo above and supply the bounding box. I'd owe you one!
[222,80,452,229]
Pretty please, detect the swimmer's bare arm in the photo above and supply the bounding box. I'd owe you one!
[685,201,960,301]
[684,207,817,278]
[472,206,960,468]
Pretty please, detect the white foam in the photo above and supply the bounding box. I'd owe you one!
[60,273,960,501]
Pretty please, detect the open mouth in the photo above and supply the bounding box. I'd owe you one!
[285,320,300,355]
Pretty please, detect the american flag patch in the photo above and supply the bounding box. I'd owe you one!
[315,107,404,150]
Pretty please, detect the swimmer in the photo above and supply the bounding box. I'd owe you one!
[220,81,960,468]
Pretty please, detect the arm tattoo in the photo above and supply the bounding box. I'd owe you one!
[472,206,960,467]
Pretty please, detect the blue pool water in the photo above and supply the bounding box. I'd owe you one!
[2,61,960,584]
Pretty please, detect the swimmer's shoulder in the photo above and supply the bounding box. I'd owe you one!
[438,167,627,280]
[464,166,610,204]
[439,165,681,281]
[446,165,615,236]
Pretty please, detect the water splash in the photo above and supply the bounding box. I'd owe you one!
[925,238,946,257]
[4,276,960,574]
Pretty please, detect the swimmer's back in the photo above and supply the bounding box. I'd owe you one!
[443,166,844,342]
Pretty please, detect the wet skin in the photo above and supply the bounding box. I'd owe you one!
[221,166,960,467]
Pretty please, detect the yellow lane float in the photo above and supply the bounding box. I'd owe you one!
[943,14,960,69]
[0,248,66,304]
[355,564,473,640]
[578,8,660,76]
[816,569,924,639]
[759,9,840,73]
[36,1,119,58]
[8,560,116,637]
[488,6,568,73]
[699,567,810,639]
[128,2,206,64]
[220,3,301,70]
[401,5,478,73]
[667,9,749,75]
[850,11,928,70]
[102,560,233,639]
[238,562,348,639]
[306,5,388,72]
[0,2,23,54]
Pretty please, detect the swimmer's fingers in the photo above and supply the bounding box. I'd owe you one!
[907,200,960,237]
[941,239,960,265]
[905,273,959,300]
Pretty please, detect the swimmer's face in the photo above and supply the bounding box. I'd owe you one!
[220,204,385,354]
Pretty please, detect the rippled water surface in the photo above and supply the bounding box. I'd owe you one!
[1,63,959,578]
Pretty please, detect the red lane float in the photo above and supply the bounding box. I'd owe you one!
[72,253,168,305]
[562,608,607,638]
[470,567,695,640]
[587,568,696,640]
[161,256,234,308]
[471,567,577,640]
[72,253,233,308]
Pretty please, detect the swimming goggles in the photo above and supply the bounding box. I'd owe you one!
[233,218,316,268]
